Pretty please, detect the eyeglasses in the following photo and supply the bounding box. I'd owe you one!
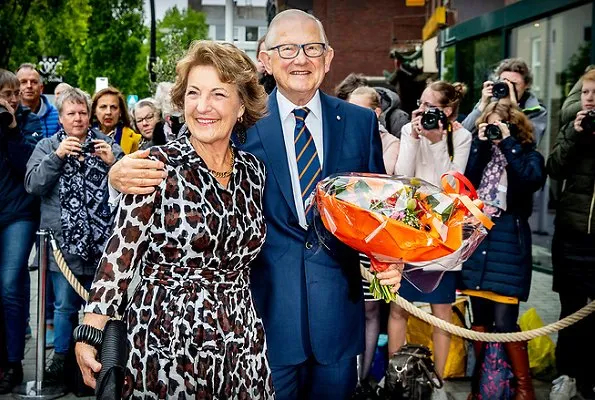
[416,99,440,109]
[0,89,20,100]
[268,43,327,59]
[135,113,154,125]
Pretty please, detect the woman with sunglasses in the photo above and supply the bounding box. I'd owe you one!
[391,80,471,386]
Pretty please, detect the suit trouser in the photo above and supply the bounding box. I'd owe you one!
[271,356,357,400]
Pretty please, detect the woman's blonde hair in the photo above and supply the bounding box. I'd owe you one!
[582,69,595,83]
[476,100,534,144]
[349,86,380,110]
[171,40,267,130]
[427,81,467,120]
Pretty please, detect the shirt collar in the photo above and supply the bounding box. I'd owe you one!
[276,90,322,122]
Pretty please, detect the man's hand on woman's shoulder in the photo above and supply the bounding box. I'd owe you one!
[109,149,167,195]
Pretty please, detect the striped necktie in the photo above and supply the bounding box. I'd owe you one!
[293,107,321,219]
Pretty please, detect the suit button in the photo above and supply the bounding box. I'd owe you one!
[482,251,487,255]
[305,242,313,250]
[476,286,481,290]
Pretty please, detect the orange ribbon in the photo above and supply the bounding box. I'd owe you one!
[441,171,495,230]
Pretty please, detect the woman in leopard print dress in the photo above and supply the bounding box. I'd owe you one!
[75,41,274,399]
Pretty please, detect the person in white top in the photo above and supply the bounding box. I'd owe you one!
[391,80,472,380]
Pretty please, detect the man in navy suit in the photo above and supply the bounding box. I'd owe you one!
[107,9,403,398]
[242,10,402,399]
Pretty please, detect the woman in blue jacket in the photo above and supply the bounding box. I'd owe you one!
[460,100,545,400]
[0,69,42,393]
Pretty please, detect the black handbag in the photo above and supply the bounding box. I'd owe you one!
[95,319,128,400]
[384,344,443,400]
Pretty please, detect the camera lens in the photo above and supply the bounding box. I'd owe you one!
[485,124,503,141]
[580,110,595,134]
[492,82,509,99]
[421,108,447,131]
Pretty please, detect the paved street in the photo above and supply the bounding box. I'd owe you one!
[1,215,572,399]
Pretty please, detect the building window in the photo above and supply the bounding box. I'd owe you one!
[215,25,225,41]
[531,37,542,94]
[246,26,258,42]
[234,26,239,41]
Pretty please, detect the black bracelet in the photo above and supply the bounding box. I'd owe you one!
[73,324,104,348]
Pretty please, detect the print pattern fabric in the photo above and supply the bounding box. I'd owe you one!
[86,130,274,399]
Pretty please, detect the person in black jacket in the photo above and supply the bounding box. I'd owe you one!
[0,68,42,393]
[546,68,595,400]
[459,100,545,400]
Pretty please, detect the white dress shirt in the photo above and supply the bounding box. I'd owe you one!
[276,90,324,229]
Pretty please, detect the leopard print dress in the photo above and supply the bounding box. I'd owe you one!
[85,133,274,399]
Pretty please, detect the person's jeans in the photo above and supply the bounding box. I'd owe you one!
[0,220,36,362]
[50,271,92,355]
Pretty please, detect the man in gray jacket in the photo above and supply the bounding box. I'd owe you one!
[462,58,547,144]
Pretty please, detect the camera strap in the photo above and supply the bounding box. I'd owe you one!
[446,123,454,161]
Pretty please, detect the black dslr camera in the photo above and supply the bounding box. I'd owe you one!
[421,108,448,130]
[491,81,510,99]
[485,124,503,141]
[581,110,595,134]
[80,142,96,154]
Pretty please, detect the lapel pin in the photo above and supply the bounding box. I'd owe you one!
[336,115,341,120]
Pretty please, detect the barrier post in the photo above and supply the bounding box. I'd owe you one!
[13,229,65,399]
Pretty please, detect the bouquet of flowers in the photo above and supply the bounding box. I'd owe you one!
[315,172,493,301]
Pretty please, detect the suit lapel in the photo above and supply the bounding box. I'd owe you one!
[321,92,345,178]
[257,92,299,219]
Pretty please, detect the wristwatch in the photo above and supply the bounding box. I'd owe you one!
[73,324,104,348]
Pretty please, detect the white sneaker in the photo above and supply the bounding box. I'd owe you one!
[550,375,578,400]
[431,387,449,400]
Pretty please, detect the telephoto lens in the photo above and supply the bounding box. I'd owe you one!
[421,108,448,131]
[491,81,510,99]
[580,110,595,134]
[485,124,503,141]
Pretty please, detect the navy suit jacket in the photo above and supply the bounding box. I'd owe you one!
[240,90,385,366]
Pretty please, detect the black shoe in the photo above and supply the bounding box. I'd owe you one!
[44,353,66,385]
[0,362,23,394]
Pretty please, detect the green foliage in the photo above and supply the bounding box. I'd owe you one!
[8,0,92,86]
[75,0,148,96]
[157,6,208,53]
[1,1,207,99]
[0,0,35,68]
[151,6,209,88]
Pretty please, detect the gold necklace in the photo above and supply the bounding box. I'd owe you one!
[208,147,234,178]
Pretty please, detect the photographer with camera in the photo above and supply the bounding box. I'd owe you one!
[546,68,595,400]
[462,58,547,145]
[0,69,42,393]
[459,99,545,399]
[392,81,471,389]
[24,88,123,385]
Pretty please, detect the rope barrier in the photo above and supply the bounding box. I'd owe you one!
[46,228,595,343]
[361,265,595,342]
[48,232,89,301]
